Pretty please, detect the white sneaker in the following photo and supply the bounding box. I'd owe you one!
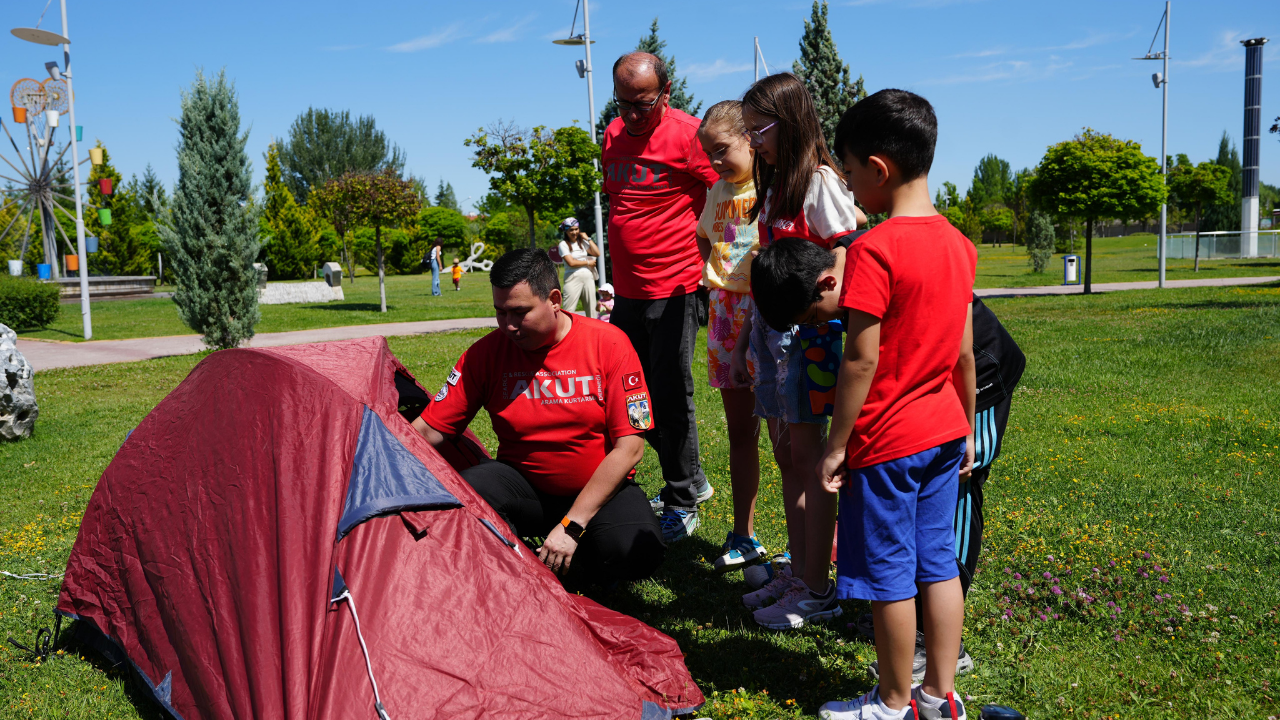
[911,686,966,720]
[741,564,794,609]
[819,686,912,720]
[751,579,842,630]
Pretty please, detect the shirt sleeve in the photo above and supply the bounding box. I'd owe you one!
[804,167,861,245]
[696,184,717,239]
[420,348,484,436]
[557,240,571,260]
[604,336,652,442]
[839,240,891,320]
[687,132,720,189]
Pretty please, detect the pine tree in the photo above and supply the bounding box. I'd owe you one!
[158,69,262,350]
[279,108,406,204]
[596,18,702,138]
[434,179,460,212]
[84,143,156,276]
[138,163,168,216]
[260,142,321,280]
[1200,132,1243,232]
[792,1,866,154]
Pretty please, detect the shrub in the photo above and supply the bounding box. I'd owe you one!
[0,276,61,329]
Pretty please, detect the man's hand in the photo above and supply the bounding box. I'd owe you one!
[959,433,975,481]
[538,524,578,576]
[817,446,848,493]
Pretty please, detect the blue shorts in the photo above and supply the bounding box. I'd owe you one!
[748,306,826,425]
[835,438,966,602]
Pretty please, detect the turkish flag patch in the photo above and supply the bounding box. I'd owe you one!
[624,372,642,390]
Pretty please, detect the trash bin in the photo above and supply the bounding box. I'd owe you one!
[1063,254,1081,285]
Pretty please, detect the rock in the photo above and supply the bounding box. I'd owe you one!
[258,281,344,305]
[0,323,37,440]
[322,262,343,287]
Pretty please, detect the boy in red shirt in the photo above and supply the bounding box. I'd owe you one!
[813,90,976,720]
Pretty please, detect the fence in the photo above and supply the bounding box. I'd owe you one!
[1163,231,1279,260]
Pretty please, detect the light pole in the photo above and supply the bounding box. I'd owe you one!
[1135,1,1169,289]
[553,0,607,287]
[12,2,91,337]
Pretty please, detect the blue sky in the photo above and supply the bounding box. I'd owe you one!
[2,0,1275,213]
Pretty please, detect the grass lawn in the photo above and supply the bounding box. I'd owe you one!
[976,233,1280,289]
[2,283,1278,718]
[19,236,1279,344]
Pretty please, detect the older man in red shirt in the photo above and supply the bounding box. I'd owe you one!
[601,51,719,544]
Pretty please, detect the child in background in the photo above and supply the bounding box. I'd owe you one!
[732,72,866,630]
[596,282,615,323]
[693,100,769,578]
[815,89,975,720]
[451,257,463,291]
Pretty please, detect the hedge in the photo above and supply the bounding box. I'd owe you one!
[0,275,61,330]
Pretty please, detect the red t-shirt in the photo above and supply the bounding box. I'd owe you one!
[421,315,652,496]
[838,215,977,469]
[602,108,719,300]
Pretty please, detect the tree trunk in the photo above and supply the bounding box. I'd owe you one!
[1083,216,1094,295]
[343,232,355,284]
[1193,206,1201,273]
[526,206,537,250]
[376,224,387,312]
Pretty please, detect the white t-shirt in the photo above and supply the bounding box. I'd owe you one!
[760,165,860,248]
[558,239,593,278]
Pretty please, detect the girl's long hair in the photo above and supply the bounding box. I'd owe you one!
[743,73,842,224]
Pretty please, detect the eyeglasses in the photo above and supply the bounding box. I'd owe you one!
[745,120,778,144]
[614,92,663,114]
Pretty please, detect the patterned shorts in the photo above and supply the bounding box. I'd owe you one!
[707,288,754,389]
[797,320,843,416]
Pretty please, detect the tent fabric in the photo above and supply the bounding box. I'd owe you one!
[57,336,703,719]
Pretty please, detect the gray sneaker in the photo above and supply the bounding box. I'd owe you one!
[649,481,715,512]
[658,506,699,543]
[868,638,974,682]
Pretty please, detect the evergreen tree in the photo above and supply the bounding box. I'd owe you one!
[260,142,321,280]
[596,18,702,137]
[158,69,262,350]
[792,1,866,154]
[138,163,168,216]
[1025,211,1055,273]
[434,179,460,212]
[279,107,406,204]
[1200,132,1243,232]
[967,154,1013,209]
[84,143,157,276]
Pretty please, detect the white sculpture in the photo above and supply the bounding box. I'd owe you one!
[0,324,38,440]
[459,242,493,273]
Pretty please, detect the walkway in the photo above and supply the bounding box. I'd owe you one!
[17,275,1277,372]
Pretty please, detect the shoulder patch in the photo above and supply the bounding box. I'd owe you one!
[623,372,643,391]
[447,368,461,386]
[627,397,652,431]
[434,385,448,402]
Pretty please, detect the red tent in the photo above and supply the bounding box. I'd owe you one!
[57,337,703,719]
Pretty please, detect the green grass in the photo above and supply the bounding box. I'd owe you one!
[2,284,1279,718]
[20,237,1279,343]
[976,233,1280,289]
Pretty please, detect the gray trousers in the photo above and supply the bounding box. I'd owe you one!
[610,291,706,509]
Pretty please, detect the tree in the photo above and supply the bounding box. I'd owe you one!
[466,123,599,249]
[1028,128,1166,294]
[278,108,406,204]
[597,18,701,137]
[418,206,468,246]
[260,142,321,280]
[137,163,168,216]
[1025,211,1055,273]
[793,0,866,154]
[1200,132,1242,232]
[1167,161,1233,272]
[434,180,460,212]
[968,154,1013,210]
[157,69,262,350]
[935,181,961,210]
[343,169,421,312]
[311,178,358,284]
[84,143,158,277]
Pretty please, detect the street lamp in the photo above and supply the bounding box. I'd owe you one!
[553,0,607,288]
[12,2,91,338]
[1134,1,1169,289]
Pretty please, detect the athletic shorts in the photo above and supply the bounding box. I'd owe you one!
[747,306,825,425]
[836,438,966,602]
[707,288,754,389]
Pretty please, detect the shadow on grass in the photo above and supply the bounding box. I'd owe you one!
[49,621,168,720]
[302,303,398,312]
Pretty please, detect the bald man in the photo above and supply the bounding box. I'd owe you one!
[601,51,719,544]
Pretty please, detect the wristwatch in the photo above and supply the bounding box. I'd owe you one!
[560,516,586,541]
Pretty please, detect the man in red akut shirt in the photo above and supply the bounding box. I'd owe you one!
[414,249,664,586]
[602,51,719,543]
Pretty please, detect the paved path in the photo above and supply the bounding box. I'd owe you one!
[17,275,1278,372]
[18,317,498,372]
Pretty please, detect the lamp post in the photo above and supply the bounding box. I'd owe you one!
[552,0,607,287]
[12,1,91,338]
[1135,1,1169,289]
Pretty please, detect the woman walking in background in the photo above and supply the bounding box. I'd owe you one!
[558,217,601,318]
[429,238,444,296]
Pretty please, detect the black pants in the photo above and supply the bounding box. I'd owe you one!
[459,460,666,586]
[610,292,706,509]
[916,395,1011,627]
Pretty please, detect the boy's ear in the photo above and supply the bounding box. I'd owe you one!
[868,155,892,187]
[818,274,838,292]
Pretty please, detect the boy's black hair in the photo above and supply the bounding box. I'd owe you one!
[490,249,560,300]
[750,238,836,332]
[833,89,937,182]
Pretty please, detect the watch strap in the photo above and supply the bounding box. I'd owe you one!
[560,516,586,540]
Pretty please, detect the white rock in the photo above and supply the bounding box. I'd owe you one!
[0,323,38,440]
[258,281,344,305]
